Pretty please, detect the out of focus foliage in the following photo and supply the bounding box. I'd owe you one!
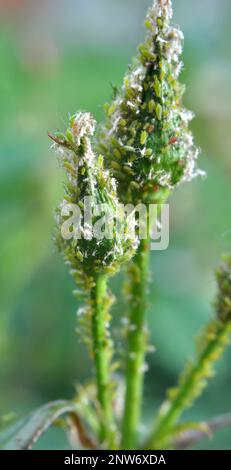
[0,0,230,449]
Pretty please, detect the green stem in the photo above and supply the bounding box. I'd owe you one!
[91,273,115,448]
[146,320,231,449]
[121,239,150,449]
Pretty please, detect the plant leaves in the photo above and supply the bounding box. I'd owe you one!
[174,413,231,449]
[1,400,79,450]
[171,421,211,438]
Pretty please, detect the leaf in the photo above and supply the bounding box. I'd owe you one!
[171,421,211,437]
[174,413,231,449]
[1,400,80,450]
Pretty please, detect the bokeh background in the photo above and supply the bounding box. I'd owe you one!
[0,0,230,449]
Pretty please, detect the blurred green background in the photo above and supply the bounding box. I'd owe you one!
[0,0,230,449]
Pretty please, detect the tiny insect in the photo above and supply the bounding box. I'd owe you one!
[168,136,178,145]
[153,184,159,193]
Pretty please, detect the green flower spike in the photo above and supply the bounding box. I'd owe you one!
[50,112,137,449]
[98,0,203,205]
[50,112,137,287]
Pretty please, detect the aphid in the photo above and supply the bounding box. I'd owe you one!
[148,100,155,113]
[153,184,160,193]
[123,166,135,176]
[98,154,104,167]
[144,19,152,30]
[168,136,178,145]
[113,149,122,159]
[153,76,161,98]
[71,119,79,135]
[156,103,162,120]
[119,118,126,128]
[111,161,122,171]
[107,103,117,117]
[147,124,155,134]
[130,181,140,191]
[76,251,84,263]
[145,148,153,157]
[124,77,130,89]
[63,161,76,177]
[124,145,136,152]
[140,131,148,146]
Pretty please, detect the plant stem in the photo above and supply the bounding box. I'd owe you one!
[91,273,115,448]
[146,320,231,449]
[121,239,150,449]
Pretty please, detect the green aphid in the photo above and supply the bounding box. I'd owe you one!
[63,161,76,177]
[148,100,155,113]
[98,154,104,167]
[119,119,126,128]
[124,77,130,89]
[123,165,135,176]
[77,200,84,209]
[64,195,76,203]
[159,62,166,81]
[144,83,148,92]
[111,170,127,181]
[69,115,75,127]
[141,103,147,111]
[107,103,117,117]
[124,145,136,152]
[113,149,122,159]
[156,104,162,120]
[66,128,74,143]
[153,76,161,98]
[76,251,84,263]
[145,148,153,157]
[110,137,118,147]
[111,161,122,171]
[140,131,148,146]
[139,44,156,62]
[128,154,137,162]
[130,181,140,191]
[144,19,152,30]
[162,110,169,119]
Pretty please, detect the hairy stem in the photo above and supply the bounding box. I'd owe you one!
[121,239,150,449]
[91,274,115,448]
[146,320,231,449]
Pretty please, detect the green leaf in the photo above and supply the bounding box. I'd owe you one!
[173,413,231,449]
[1,400,79,450]
[171,421,211,440]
